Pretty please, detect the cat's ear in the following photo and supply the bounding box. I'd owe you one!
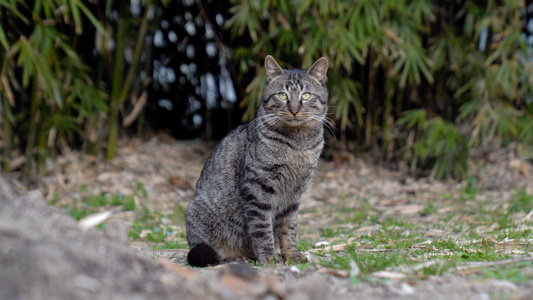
[307,57,328,84]
[265,55,284,82]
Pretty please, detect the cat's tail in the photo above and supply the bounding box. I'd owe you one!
[187,243,220,267]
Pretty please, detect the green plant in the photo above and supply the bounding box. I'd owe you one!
[508,190,533,213]
[461,177,479,201]
[477,261,533,282]
[128,221,143,239]
[172,204,187,224]
[419,260,456,276]
[227,0,533,177]
[320,228,337,238]
[150,241,189,250]
[398,109,469,179]
[323,248,409,274]
[421,202,437,216]
[297,240,314,252]
[1,0,107,174]
[0,0,163,173]
[146,227,171,243]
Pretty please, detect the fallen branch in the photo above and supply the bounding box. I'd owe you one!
[122,91,148,128]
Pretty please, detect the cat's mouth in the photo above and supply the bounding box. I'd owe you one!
[282,114,318,127]
[284,113,303,123]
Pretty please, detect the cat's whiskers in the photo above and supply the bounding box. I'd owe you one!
[250,113,283,135]
[301,113,336,135]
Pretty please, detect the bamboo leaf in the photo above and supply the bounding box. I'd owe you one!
[69,0,83,34]
[0,25,8,50]
[0,0,30,23]
[74,0,107,35]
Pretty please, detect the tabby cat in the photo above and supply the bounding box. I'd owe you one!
[185,55,329,267]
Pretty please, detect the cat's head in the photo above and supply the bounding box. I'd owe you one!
[259,56,329,129]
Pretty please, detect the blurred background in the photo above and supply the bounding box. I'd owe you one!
[1,0,533,179]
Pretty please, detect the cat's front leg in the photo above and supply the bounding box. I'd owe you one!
[275,202,308,263]
[240,182,280,264]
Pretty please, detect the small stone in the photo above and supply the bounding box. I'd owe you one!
[314,241,330,247]
[290,266,300,273]
[224,263,257,280]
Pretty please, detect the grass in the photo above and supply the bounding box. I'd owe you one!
[508,189,533,213]
[460,177,479,201]
[297,240,314,252]
[54,182,189,248]
[320,228,339,238]
[293,178,533,283]
[151,240,189,250]
[476,261,533,282]
[420,202,437,216]
[55,179,533,285]
[51,183,141,221]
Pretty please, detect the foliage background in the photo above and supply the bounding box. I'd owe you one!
[1,0,533,179]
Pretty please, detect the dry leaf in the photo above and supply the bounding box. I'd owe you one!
[78,210,112,230]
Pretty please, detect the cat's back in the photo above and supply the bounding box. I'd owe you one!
[194,124,249,194]
[185,124,250,259]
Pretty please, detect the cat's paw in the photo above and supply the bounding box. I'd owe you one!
[257,254,282,265]
[282,251,308,264]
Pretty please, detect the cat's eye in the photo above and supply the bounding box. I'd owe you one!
[301,93,311,100]
[278,93,288,100]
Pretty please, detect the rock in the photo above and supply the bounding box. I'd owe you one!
[0,177,191,300]
[286,273,333,300]
[223,262,258,280]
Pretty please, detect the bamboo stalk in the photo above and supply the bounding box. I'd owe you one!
[364,48,375,148]
[137,35,155,138]
[117,1,150,105]
[382,69,393,160]
[106,4,127,161]
[107,0,151,159]
[1,7,11,173]
[37,119,48,174]
[89,13,110,156]
[23,77,40,175]
[1,95,12,173]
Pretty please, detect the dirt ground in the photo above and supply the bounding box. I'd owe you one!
[3,135,533,299]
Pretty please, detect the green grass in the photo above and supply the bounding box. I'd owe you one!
[417,259,456,276]
[508,189,533,213]
[497,229,532,240]
[293,186,533,282]
[320,228,339,238]
[151,240,189,250]
[55,182,185,246]
[420,202,437,216]
[460,177,479,201]
[52,183,143,221]
[321,246,409,274]
[297,240,314,252]
[56,181,533,284]
[476,261,533,282]
[127,209,179,242]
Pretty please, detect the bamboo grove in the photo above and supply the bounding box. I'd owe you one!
[0,0,155,174]
[1,0,533,179]
[231,0,533,179]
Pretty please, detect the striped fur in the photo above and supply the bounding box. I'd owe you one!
[186,56,329,266]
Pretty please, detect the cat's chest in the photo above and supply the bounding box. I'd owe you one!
[262,148,320,183]
[284,148,320,168]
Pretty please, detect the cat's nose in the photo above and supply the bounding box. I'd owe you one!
[289,109,299,116]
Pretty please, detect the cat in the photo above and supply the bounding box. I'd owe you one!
[185,55,329,267]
